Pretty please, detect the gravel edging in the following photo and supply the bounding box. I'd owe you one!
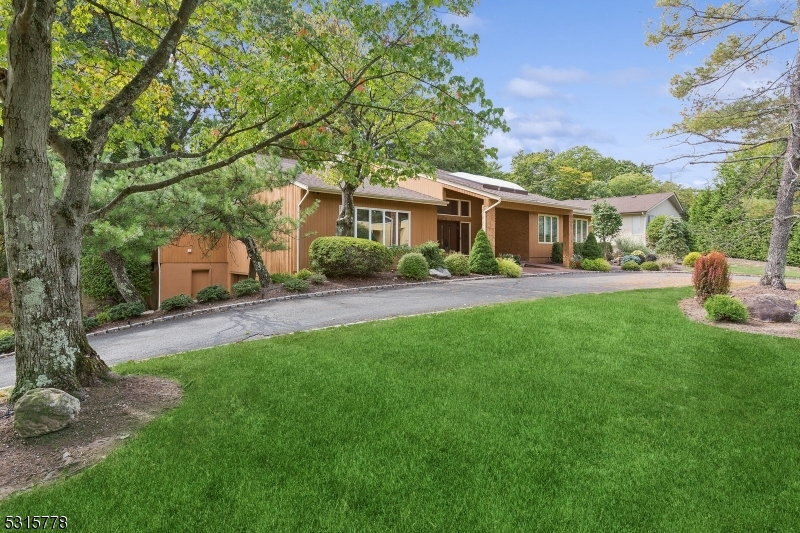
[0,269,585,360]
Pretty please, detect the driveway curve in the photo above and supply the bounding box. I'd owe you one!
[1,272,699,387]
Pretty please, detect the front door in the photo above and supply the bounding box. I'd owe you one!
[438,221,460,252]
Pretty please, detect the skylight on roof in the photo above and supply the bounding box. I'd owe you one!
[450,172,527,192]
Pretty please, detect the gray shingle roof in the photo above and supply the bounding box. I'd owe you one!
[280,159,446,205]
[568,192,682,214]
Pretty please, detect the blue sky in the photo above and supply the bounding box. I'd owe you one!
[443,1,718,188]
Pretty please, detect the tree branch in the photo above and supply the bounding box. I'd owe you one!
[16,0,35,34]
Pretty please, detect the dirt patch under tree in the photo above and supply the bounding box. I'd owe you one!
[0,376,182,500]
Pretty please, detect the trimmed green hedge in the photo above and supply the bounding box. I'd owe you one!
[81,254,151,302]
[160,294,194,311]
[196,285,230,302]
[309,237,392,277]
[444,253,470,276]
[232,279,261,296]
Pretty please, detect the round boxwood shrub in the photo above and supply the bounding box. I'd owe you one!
[469,230,499,275]
[294,268,314,280]
[283,277,309,291]
[444,253,470,276]
[160,293,194,311]
[641,261,660,271]
[107,301,146,321]
[497,258,522,278]
[621,261,641,271]
[80,254,152,302]
[415,241,445,269]
[309,237,392,277]
[232,278,262,297]
[581,232,603,260]
[398,252,429,280]
[683,251,702,267]
[196,284,230,302]
[704,295,748,323]
[620,254,642,265]
[581,258,611,272]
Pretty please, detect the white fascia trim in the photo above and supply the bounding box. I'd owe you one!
[302,185,448,206]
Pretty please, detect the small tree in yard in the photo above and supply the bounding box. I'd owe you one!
[646,215,669,248]
[655,217,690,260]
[469,230,498,274]
[693,251,731,301]
[581,232,603,260]
[591,201,622,258]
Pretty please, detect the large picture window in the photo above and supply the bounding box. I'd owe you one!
[574,219,588,243]
[538,215,559,243]
[437,198,471,217]
[355,208,410,246]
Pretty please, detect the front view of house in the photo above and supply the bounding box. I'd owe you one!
[151,160,591,307]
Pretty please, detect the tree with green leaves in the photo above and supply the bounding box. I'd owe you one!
[286,11,504,236]
[591,201,622,257]
[607,173,660,197]
[0,0,485,400]
[648,0,800,288]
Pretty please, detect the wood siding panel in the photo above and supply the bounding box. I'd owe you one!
[259,184,303,275]
[396,176,445,199]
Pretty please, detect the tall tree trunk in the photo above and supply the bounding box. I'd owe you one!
[761,17,800,289]
[241,234,271,287]
[101,248,147,306]
[1,0,85,400]
[336,181,357,237]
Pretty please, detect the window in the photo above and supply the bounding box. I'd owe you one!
[538,215,559,243]
[573,219,588,243]
[437,198,471,217]
[355,207,410,246]
[646,214,655,226]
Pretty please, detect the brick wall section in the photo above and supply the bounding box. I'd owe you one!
[495,208,530,259]
[563,213,573,267]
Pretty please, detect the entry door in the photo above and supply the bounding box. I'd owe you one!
[437,221,461,252]
[191,269,211,298]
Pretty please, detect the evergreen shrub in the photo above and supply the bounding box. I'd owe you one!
[581,258,611,272]
[497,258,522,277]
[704,295,748,322]
[444,253,470,276]
[196,285,230,302]
[621,261,641,271]
[581,232,603,260]
[309,237,392,276]
[282,278,309,291]
[160,294,194,311]
[83,316,100,331]
[469,230,498,274]
[415,241,445,269]
[620,254,642,265]
[397,253,429,280]
[270,273,293,284]
[107,301,146,321]
[0,330,14,353]
[683,252,702,267]
[307,273,327,284]
[693,251,730,301]
[232,279,261,296]
[550,242,563,264]
[641,261,660,271]
[80,254,151,302]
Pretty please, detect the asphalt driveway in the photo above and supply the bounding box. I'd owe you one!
[1,272,699,388]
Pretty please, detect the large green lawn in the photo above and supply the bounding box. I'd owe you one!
[2,288,800,532]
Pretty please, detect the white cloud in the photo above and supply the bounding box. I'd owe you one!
[506,78,560,99]
[520,65,592,84]
[486,107,616,168]
[440,13,485,31]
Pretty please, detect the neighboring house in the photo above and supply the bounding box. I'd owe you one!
[568,192,684,246]
[151,160,590,307]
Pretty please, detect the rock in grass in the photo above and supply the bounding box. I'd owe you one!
[13,388,80,438]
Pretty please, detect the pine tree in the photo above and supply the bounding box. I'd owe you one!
[469,230,498,274]
[581,232,602,260]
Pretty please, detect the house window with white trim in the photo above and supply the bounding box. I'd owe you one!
[355,208,410,246]
[538,215,559,243]
[574,219,588,243]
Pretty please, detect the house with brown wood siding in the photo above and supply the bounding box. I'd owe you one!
[151,160,590,307]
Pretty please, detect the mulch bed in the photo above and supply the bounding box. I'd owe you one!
[0,376,181,500]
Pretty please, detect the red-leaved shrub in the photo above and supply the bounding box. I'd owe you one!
[692,251,730,301]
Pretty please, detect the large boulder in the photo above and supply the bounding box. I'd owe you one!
[742,293,798,323]
[13,388,80,438]
[429,267,451,279]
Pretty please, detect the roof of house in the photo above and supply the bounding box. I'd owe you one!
[567,192,683,214]
[280,159,446,205]
[434,170,592,212]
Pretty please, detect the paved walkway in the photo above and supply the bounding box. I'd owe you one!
[1,272,699,388]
